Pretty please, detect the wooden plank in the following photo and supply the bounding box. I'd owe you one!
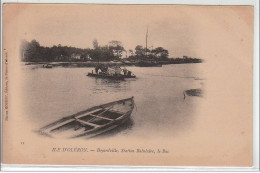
[76,108,103,119]
[75,118,100,128]
[76,105,113,119]
[89,113,114,121]
[79,106,114,123]
[44,108,106,132]
[47,119,75,132]
[96,106,113,116]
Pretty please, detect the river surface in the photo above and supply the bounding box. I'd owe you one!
[21,64,204,139]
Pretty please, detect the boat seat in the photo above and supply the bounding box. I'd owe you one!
[89,114,114,121]
[75,106,113,119]
[75,108,103,119]
[75,118,100,128]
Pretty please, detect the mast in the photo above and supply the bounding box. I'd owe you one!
[145,26,148,57]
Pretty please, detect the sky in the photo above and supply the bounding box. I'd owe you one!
[6,4,253,58]
[10,4,204,58]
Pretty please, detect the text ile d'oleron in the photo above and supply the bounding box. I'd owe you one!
[52,147,169,154]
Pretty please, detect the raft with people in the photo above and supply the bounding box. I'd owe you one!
[87,65,136,80]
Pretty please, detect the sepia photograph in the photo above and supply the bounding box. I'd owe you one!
[1,2,258,170]
[19,6,205,140]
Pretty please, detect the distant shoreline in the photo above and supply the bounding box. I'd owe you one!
[23,61,203,68]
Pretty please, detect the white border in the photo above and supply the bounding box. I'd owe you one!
[252,0,259,170]
[1,0,259,171]
[1,164,260,172]
[0,0,257,5]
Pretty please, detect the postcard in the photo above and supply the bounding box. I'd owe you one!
[1,3,256,168]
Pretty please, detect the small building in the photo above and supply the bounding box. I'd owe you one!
[71,53,81,60]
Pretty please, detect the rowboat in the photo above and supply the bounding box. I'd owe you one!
[42,64,53,68]
[38,97,135,139]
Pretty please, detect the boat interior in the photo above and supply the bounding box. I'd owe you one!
[42,99,133,138]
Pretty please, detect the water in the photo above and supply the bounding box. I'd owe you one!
[21,64,204,139]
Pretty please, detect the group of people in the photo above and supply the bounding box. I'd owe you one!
[94,65,132,77]
[95,65,107,74]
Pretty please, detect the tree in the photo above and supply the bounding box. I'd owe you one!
[21,39,95,62]
[24,40,42,62]
[93,39,99,49]
[20,39,30,61]
[135,45,146,58]
[151,47,169,60]
[108,40,125,59]
[129,49,134,56]
[89,45,115,62]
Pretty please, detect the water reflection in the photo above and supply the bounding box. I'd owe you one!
[91,78,133,93]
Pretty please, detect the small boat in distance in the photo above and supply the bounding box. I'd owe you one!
[42,64,53,68]
[38,97,135,139]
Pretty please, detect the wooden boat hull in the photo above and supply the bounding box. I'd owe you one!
[87,73,125,80]
[87,73,136,80]
[74,109,132,139]
[124,75,136,79]
[38,97,134,139]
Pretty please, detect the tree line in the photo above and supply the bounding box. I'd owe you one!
[20,39,170,62]
[128,45,169,61]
